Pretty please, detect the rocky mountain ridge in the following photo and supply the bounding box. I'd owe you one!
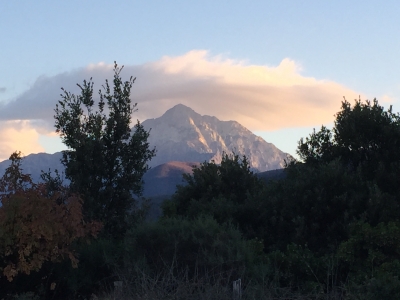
[143,104,290,171]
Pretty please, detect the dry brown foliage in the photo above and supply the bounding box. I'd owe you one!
[0,151,102,281]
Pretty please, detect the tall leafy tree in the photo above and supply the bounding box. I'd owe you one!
[54,62,155,237]
[263,98,400,252]
[296,98,400,221]
[298,98,400,172]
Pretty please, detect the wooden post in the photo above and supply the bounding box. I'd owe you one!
[114,281,123,297]
[233,278,242,300]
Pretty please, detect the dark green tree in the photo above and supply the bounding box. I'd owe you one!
[263,159,365,252]
[263,98,400,252]
[298,98,400,172]
[249,99,400,293]
[54,62,155,238]
[163,153,266,239]
[297,98,400,222]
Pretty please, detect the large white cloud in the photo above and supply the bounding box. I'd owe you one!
[0,50,362,159]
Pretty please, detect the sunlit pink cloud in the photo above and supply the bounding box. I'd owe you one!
[0,50,364,158]
[0,121,45,161]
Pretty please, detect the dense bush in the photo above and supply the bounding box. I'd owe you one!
[162,153,267,240]
[123,216,256,277]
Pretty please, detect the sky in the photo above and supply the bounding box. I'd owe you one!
[1,1,400,161]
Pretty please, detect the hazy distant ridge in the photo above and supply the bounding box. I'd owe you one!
[0,152,64,183]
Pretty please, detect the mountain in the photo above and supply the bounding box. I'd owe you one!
[0,104,289,200]
[142,104,290,172]
[142,161,200,197]
[0,152,65,183]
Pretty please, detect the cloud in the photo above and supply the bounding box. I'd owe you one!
[0,120,45,161]
[0,87,6,93]
[380,94,396,104]
[138,51,361,130]
[0,50,363,158]
[0,50,361,131]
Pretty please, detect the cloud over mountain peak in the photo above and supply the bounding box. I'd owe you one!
[0,51,362,160]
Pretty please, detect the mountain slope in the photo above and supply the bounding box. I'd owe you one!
[142,104,290,172]
[143,161,200,197]
[0,152,65,183]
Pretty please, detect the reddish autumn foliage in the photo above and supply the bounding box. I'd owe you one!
[0,152,102,281]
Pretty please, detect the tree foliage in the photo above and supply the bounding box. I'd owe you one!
[298,98,400,171]
[125,216,254,277]
[163,153,266,239]
[261,99,400,251]
[54,62,155,237]
[0,152,101,282]
[250,98,400,294]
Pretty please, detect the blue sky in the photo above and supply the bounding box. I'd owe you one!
[1,1,399,160]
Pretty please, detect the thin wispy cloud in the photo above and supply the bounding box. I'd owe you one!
[0,50,361,160]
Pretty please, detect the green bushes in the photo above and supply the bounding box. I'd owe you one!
[123,216,255,280]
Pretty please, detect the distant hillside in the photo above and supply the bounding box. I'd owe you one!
[0,152,65,183]
[143,161,200,197]
[257,168,286,182]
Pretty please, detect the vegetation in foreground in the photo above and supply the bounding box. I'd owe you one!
[0,65,399,299]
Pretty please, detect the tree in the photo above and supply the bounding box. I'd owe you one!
[296,98,400,221]
[0,152,101,282]
[298,98,400,172]
[54,62,155,238]
[262,98,400,252]
[262,158,365,252]
[163,153,266,239]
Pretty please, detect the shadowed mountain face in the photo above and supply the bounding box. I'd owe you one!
[0,152,65,183]
[142,161,200,197]
[142,104,290,172]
